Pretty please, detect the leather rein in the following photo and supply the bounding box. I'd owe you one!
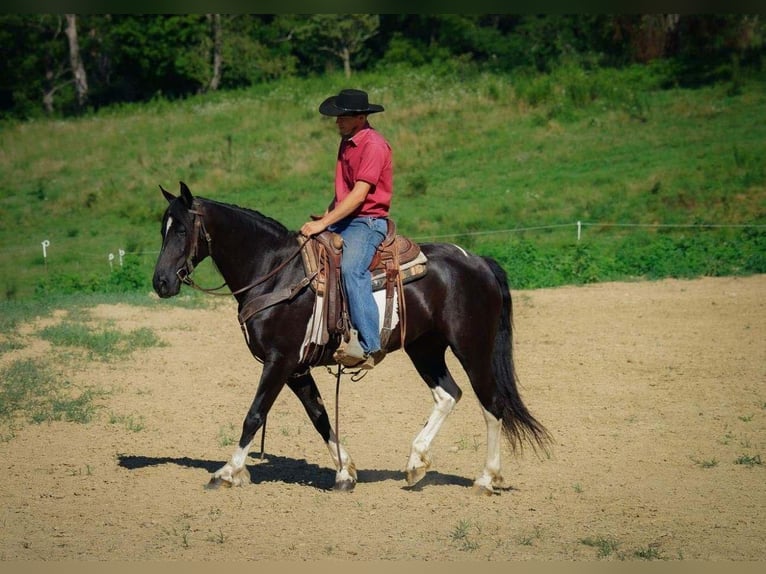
[177,201,312,300]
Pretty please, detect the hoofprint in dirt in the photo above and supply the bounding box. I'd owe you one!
[0,275,763,560]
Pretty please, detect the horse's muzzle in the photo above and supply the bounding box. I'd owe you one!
[152,270,181,298]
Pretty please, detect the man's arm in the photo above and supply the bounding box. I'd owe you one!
[300,180,371,236]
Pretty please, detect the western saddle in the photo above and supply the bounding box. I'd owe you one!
[298,220,427,365]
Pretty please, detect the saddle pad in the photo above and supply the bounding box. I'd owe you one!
[299,288,399,364]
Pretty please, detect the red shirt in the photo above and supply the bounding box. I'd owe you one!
[334,123,393,218]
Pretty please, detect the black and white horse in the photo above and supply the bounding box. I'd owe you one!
[152,182,550,494]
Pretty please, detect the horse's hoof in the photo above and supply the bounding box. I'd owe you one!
[472,482,497,496]
[231,468,251,486]
[207,466,250,489]
[333,479,356,492]
[206,476,232,490]
[406,466,428,487]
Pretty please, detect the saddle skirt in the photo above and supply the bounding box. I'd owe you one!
[297,223,428,365]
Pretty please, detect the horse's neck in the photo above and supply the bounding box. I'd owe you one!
[204,202,296,291]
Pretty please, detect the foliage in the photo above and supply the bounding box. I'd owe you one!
[34,257,150,297]
[292,14,380,77]
[0,14,763,118]
[0,62,764,299]
[487,228,766,290]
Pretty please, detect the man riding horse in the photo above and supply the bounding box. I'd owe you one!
[300,89,392,371]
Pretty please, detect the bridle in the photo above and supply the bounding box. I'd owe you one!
[176,199,311,297]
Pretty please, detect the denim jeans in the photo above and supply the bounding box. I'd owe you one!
[330,216,387,354]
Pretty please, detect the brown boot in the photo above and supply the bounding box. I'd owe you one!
[357,350,386,370]
[333,347,366,368]
[333,348,386,370]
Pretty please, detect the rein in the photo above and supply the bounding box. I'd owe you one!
[178,202,311,298]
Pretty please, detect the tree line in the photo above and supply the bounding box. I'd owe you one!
[1,14,762,119]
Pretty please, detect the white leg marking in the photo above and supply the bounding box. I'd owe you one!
[473,407,504,494]
[406,386,456,485]
[211,442,253,487]
[325,429,357,489]
[231,445,249,469]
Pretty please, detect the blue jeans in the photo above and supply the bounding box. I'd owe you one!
[330,217,387,354]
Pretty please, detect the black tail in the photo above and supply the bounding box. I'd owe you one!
[482,256,552,455]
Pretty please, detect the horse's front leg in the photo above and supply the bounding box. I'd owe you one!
[209,361,287,489]
[287,372,357,491]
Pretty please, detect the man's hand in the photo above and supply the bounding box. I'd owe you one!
[300,219,327,237]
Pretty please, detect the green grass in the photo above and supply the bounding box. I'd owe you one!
[38,320,165,361]
[0,291,209,338]
[690,456,719,469]
[217,423,236,447]
[1,64,765,299]
[450,519,480,551]
[108,412,146,433]
[734,454,762,467]
[581,535,620,558]
[0,358,101,432]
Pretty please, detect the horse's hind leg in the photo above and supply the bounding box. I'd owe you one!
[287,372,357,491]
[404,337,462,487]
[452,345,507,495]
[473,407,505,496]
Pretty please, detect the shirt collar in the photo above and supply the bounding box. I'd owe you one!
[346,122,372,146]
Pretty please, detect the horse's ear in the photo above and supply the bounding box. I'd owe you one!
[179,181,194,208]
[160,185,176,204]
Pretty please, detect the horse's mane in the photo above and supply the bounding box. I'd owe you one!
[199,197,294,240]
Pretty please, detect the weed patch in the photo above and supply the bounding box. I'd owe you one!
[38,320,164,361]
[0,358,101,432]
[734,454,762,467]
[633,545,666,560]
[450,519,480,551]
[581,536,620,558]
[109,412,146,433]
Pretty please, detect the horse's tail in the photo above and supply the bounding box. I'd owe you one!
[482,256,552,455]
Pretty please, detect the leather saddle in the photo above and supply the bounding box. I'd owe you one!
[298,219,427,362]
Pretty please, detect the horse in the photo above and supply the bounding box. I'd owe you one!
[152,181,551,494]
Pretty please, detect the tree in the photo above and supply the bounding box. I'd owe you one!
[37,15,73,114]
[296,14,379,78]
[206,14,222,91]
[64,14,89,107]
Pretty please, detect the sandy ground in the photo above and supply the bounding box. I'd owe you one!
[0,275,764,561]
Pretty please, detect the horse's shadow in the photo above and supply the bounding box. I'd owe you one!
[117,453,473,491]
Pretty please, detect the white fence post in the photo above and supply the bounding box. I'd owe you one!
[41,239,50,271]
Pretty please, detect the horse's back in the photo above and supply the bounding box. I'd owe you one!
[407,242,506,323]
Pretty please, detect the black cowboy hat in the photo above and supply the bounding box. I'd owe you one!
[319,89,384,116]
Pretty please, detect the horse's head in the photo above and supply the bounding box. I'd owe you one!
[152,181,208,298]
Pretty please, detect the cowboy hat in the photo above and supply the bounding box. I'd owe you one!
[319,89,384,116]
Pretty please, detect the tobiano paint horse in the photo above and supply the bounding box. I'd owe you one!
[152,181,550,494]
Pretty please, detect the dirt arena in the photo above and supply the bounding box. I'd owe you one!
[1,275,764,561]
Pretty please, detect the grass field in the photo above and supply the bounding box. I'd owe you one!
[1,63,765,299]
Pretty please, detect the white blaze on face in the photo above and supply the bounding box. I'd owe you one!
[165,216,174,236]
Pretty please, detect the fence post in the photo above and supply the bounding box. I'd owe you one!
[41,239,50,271]
[577,221,582,241]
